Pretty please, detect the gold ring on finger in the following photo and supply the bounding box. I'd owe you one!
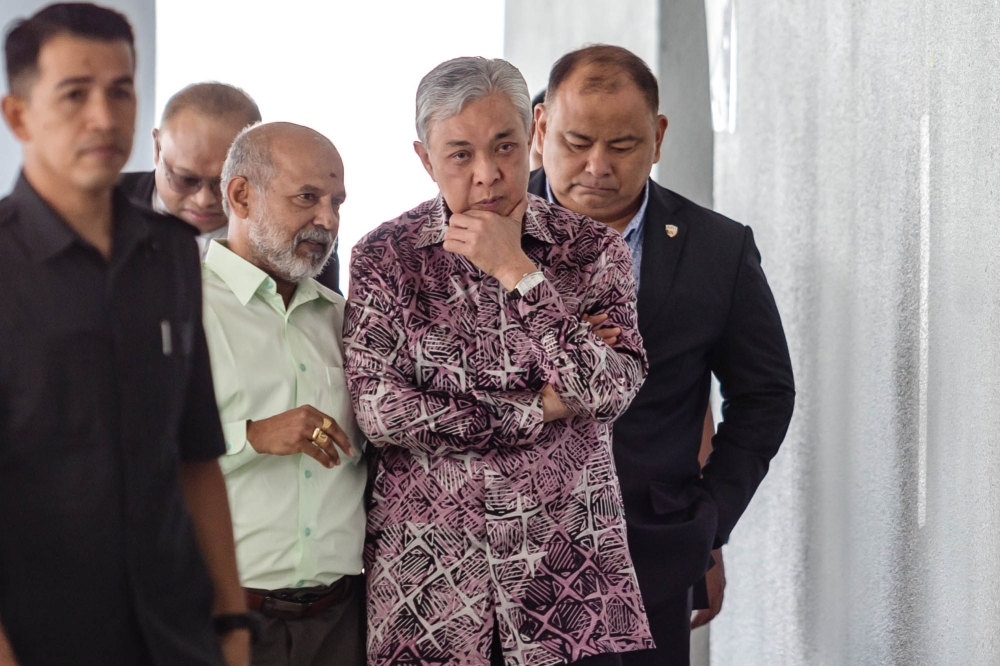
[316,431,329,444]
[321,417,332,430]
[312,427,323,442]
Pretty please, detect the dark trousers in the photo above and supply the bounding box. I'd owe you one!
[489,617,623,666]
[621,590,693,666]
[250,576,365,666]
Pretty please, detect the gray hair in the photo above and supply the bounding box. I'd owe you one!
[220,122,275,217]
[415,57,532,145]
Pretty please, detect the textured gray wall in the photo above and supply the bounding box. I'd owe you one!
[711,1,1000,665]
[0,0,156,194]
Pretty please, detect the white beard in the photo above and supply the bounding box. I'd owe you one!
[247,207,333,283]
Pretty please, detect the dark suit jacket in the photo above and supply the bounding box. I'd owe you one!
[529,169,795,613]
[118,170,342,294]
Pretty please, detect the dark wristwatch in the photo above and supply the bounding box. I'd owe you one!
[213,612,260,644]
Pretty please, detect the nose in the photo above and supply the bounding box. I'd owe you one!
[472,152,501,187]
[87,91,116,131]
[585,146,613,179]
[313,201,340,233]
[192,182,221,208]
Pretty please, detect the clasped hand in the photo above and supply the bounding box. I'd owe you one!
[444,198,537,291]
[246,405,353,468]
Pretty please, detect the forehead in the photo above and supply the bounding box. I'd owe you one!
[427,94,527,146]
[35,33,134,84]
[552,67,654,130]
[160,111,246,161]
[270,136,344,186]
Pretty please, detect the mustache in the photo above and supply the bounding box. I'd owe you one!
[77,133,129,155]
[295,226,334,251]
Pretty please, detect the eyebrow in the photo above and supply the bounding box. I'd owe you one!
[55,75,134,89]
[444,129,518,148]
[566,130,641,144]
[296,184,347,200]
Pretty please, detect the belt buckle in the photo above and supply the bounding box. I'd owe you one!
[260,596,307,620]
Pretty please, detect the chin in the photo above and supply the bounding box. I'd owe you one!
[76,168,125,193]
[184,216,226,233]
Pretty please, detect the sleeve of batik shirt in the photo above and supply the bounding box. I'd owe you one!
[504,228,648,423]
[344,236,545,456]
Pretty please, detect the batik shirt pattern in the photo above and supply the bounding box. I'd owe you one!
[344,193,654,666]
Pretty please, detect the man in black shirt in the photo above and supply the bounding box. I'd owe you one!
[0,4,249,665]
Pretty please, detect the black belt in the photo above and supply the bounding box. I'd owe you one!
[245,575,356,620]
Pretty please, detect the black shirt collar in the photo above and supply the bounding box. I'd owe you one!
[11,172,152,264]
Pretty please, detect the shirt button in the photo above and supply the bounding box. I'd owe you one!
[298,363,306,371]
[265,279,274,289]
[225,442,231,452]
[296,580,305,588]
[304,528,312,537]
[304,470,312,479]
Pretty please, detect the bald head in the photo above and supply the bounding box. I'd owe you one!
[222,122,345,285]
[220,122,340,216]
[153,83,261,232]
[161,82,260,127]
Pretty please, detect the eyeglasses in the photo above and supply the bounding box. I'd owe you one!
[159,158,222,197]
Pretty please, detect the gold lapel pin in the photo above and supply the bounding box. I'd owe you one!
[665,224,678,238]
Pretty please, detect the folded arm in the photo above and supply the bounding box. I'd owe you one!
[344,243,546,456]
[504,231,648,422]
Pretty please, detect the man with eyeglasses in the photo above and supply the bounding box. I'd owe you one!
[121,83,342,292]
[119,82,260,258]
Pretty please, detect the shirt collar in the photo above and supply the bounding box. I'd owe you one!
[203,239,336,309]
[415,193,555,249]
[621,181,651,243]
[12,172,151,264]
[545,177,650,240]
[152,186,170,215]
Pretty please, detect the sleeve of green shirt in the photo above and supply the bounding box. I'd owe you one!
[202,299,260,474]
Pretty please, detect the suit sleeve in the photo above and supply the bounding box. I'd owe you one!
[703,226,795,547]
[343,240,546,456]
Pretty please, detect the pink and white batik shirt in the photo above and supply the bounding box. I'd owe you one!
[344,193,655,666]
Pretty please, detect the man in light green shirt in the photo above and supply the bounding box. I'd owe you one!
[202,121,366,666]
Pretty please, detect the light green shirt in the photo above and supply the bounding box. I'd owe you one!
[201,240,366,590]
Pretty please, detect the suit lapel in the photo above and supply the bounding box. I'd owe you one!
[637,183,687,336]
[528,170,686,336]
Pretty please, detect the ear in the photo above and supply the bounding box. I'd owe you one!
[226,176,252,220]
[413,141,436,182]
[1,95,30,142]
[534,103,548,156]
[652,114,668,164]
[152,127,161,165]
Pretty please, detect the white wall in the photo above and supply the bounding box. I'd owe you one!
[0,0,156,194]
[156,0,504,289]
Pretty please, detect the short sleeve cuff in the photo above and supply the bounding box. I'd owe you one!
[218,419,259,474]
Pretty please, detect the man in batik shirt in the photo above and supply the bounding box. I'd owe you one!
[344,57,654,666]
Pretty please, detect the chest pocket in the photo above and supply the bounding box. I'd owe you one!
[326,366,364,460]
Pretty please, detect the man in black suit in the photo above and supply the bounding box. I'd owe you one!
[118,83,341,292]
[530,45,795,665]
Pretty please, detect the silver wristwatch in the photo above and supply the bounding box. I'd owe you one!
[512,271,546,298]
